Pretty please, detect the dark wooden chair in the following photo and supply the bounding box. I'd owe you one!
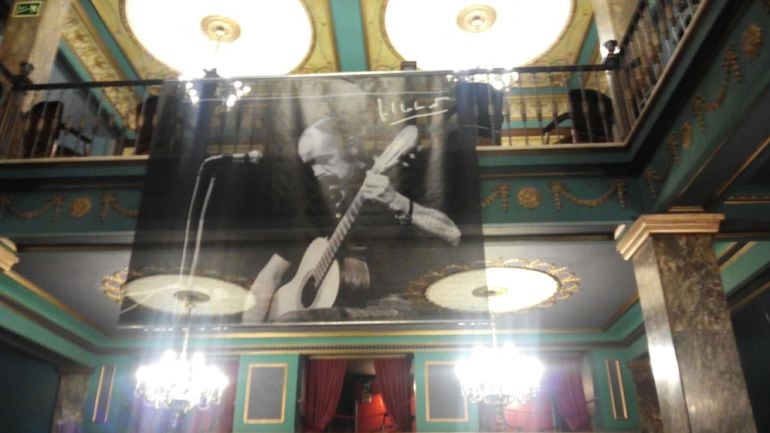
[543,89,614,143]
[22,101,92,157]
[457,81,504,145]
[134,95,158,155]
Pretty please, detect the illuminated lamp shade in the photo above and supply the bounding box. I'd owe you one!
[123,0,313,77]
[419,258,579,314]
[384,0,573,70]
[455,345,544,406]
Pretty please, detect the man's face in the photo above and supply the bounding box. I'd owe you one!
[300,131,356,183]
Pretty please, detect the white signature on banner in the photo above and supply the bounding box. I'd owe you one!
[377,97,451,125]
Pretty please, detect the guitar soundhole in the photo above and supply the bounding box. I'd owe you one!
[301,276,318,308]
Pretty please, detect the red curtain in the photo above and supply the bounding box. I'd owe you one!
[546,358,592,431]
[503,393,555,432]
[303,359,347,433]
[374,358,413,432]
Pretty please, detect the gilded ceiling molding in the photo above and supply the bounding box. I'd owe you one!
[616,213,724,261]
[360,0,403,71]
[61,2,137,128]
[549,180,627,210]
[718,241,756,272]
[528,0,592,67]
[0,238,19,272]
[293,0,340,74]
[724,194,770,204]
[0,194,65,222]
[100,0,176,78]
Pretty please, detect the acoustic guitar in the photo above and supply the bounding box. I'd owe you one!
[268,125,419,320]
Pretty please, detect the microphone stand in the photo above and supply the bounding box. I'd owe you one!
[177,152,263,316]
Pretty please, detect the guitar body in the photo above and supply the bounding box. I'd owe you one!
[268,237,340,320]
[267,124,418,321]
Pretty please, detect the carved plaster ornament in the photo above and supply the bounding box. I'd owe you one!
[69,197,92,218]
[742,24,763,59]
[517,186,542,209]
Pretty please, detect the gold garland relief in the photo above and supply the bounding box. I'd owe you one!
[691,46,741,129]
[480,183,510,212]
[549,181,627,211]
[742,24,763,59]
[0,194,65,222]
[99,193,139,221]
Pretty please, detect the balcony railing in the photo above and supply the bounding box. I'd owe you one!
[0,0,701,161]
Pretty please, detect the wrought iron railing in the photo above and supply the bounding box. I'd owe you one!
[0,0,702,160]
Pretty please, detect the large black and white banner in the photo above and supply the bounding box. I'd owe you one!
[121,75,490,326]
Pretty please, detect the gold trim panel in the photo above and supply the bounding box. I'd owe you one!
[719,241,756,272]
[605,359,629,420]
[424,360,469,423]
[243,363,289,424]
[616,213,724,260]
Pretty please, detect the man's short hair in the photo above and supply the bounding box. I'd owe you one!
[297,118,347,163]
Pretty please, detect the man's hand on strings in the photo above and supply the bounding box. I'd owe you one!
[361,172,409,212]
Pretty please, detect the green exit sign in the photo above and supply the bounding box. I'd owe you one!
[12,1,43,17]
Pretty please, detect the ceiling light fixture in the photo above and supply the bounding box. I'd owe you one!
[123,0,313,77]
[456,305,544,408]
[456,342,544,407]
[419,258,579,314]
[384,0,573,70]
[135,294,229,413]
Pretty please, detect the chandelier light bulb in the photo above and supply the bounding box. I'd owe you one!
[135,335,229,412]
[456,345,544,406]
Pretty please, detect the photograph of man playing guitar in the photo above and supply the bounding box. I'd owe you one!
[242,117,462,323]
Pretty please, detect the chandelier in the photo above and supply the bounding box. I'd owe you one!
[135,295,229,412]
[455,297,544,407]
[455,343,544,406]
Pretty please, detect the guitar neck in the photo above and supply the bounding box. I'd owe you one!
[311,190,365,284]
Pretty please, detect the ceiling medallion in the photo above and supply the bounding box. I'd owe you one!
[410,258,580,314]
[201,15,241,43]
[457,4,497,33]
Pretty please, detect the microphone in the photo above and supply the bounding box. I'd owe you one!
[203,150,263,164]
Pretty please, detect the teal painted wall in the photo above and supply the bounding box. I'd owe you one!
[329,0,368,71]
[0,342,60,433]
[83,356,139,433]
[233,353,300,433]
[586,346,642,432]
[414,351,479,432]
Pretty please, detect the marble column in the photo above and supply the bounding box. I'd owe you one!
[51,372,90,433]
[617,214,756,433]
[0,0,73,83]
[627,358,663,433]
